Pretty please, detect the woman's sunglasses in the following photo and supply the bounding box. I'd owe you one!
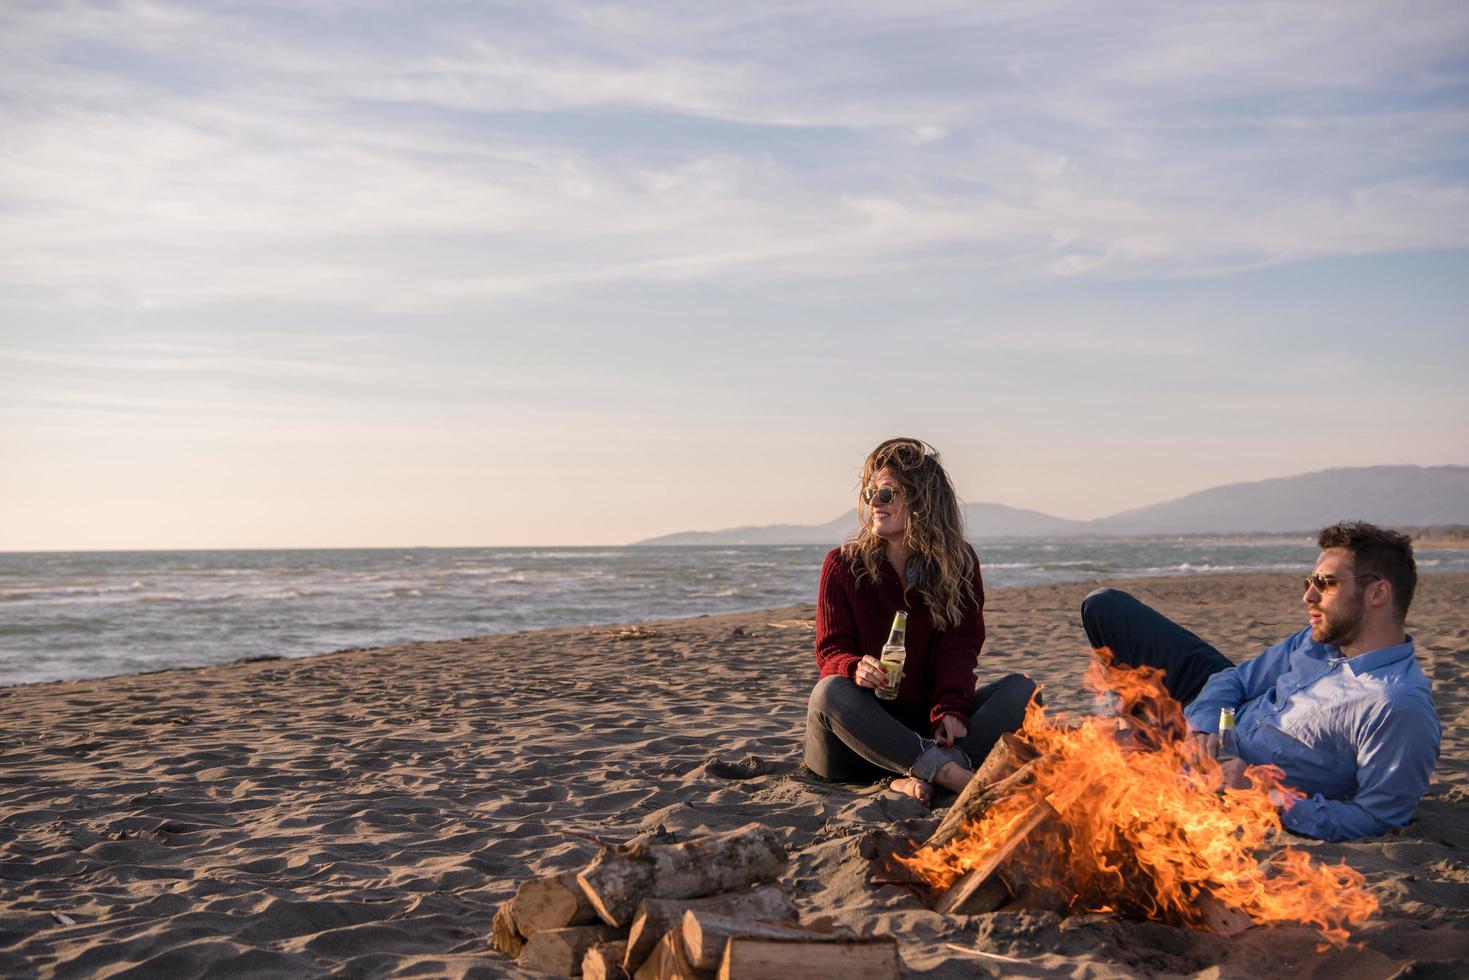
[862,485,902,505]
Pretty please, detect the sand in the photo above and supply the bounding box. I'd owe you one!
[2,572,1466,978]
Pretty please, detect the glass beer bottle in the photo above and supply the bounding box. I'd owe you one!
[1216,706,1239,761]
[876,610,908,701]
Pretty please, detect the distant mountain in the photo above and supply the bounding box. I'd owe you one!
[965,503,1090,537]
[635,516,853,546]
[636,502,1086,546]
[631,465,1469,544]
[1089,465,1469,535]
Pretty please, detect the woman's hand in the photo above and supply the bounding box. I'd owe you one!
[934,714,968,747]
[854,655,888,689]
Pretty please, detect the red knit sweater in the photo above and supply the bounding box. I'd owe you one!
[814,546,986,730]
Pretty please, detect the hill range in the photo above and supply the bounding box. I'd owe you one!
[634,465,1469,544]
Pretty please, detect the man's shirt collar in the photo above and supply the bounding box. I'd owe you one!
[1337,634,1415,675]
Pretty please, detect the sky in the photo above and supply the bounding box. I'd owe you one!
[2,0,1468,550]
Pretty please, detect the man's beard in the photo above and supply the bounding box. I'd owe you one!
[1312,595,1366,647]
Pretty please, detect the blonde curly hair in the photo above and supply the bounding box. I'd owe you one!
[840,437,977,630]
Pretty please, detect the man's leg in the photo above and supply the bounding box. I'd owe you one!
[804,675,966,783]
[958,672,1037,769]
[1080,588,1234,706]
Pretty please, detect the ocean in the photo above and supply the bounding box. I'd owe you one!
[4,539,1466,686]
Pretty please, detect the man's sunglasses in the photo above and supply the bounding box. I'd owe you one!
[862,485,902,505]
[1303,573,1380,594]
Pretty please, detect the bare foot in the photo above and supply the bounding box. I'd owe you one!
[933,761,974,794]
[890,776,933,805]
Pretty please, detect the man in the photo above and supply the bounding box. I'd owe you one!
[1081,521,1440,842]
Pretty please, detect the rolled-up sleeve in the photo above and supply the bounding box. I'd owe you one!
[1185,632,1301,733]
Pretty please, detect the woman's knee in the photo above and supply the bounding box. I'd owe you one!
[983,672,1039,716]
[807,673,859,719]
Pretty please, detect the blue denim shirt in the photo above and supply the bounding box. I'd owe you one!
[1184,627,1440,842]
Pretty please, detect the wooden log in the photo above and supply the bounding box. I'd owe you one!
[583,940,630,980]
[633,925,704,980]
[518,925,622,977]
[1195,891,1253,937]
[490,900,524,957]
[578,823,788,927]
[512,872,600,937]
[972,732,1040,788]
[623,884,795,973]
[680,911,834,970]
[717,937,901,980]
[926,735,1040,850]
[925,760,1040,851]
[936,796,1059,915]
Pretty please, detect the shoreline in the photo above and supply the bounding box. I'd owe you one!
[3,571,1466,976]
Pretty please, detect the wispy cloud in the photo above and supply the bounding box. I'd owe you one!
[2,0,1466,313]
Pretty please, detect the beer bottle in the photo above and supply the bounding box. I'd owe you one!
[875,611,908,701]
[1216,706,1239,761]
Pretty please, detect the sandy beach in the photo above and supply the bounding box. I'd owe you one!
[2,571,1466,978]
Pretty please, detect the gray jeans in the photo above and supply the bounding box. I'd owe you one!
[804,672,1037,783]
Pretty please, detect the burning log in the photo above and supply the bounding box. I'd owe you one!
[518,924,622,977]
[578,822,788,927]
[582,940,630,980]
[680,910,835,970]
[1195,891,1253,937]
[936,796,1060,915]
[622,884,795,971]
[971,731,1042,787]
[925,759,1040,851]
[512,872,600,936]
[716,937,901,980]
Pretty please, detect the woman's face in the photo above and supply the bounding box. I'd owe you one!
[866,467,908,541]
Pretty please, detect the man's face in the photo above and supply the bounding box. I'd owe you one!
[1303,547,1368,647]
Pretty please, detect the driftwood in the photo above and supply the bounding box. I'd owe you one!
[925,760,1040,851]
[633,925,701,980]
[716,937,901,980]
[582,940,630,980]
[936,796,1060,915]
[518,925,622,977]
[512,872,600,937]
[680,911,833,970]
[623,884,795,971]
[578,822,788,927]
[490,900,524,957]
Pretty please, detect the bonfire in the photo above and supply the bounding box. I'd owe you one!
[897,650,1378,947]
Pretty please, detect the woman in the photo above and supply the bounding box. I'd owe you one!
[804,437,1036,804]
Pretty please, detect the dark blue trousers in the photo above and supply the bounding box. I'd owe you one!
[1080,587,1235,706]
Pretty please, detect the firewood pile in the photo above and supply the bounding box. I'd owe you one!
[491,821,901,978]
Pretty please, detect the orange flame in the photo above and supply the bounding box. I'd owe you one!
[899,648,1378,945]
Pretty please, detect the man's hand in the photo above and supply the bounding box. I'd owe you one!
[1184,732,1255,791]
[1188,731,1220,760]
[934,714,968,747]
[1218,758,1253,790]
[855,655,888,690]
